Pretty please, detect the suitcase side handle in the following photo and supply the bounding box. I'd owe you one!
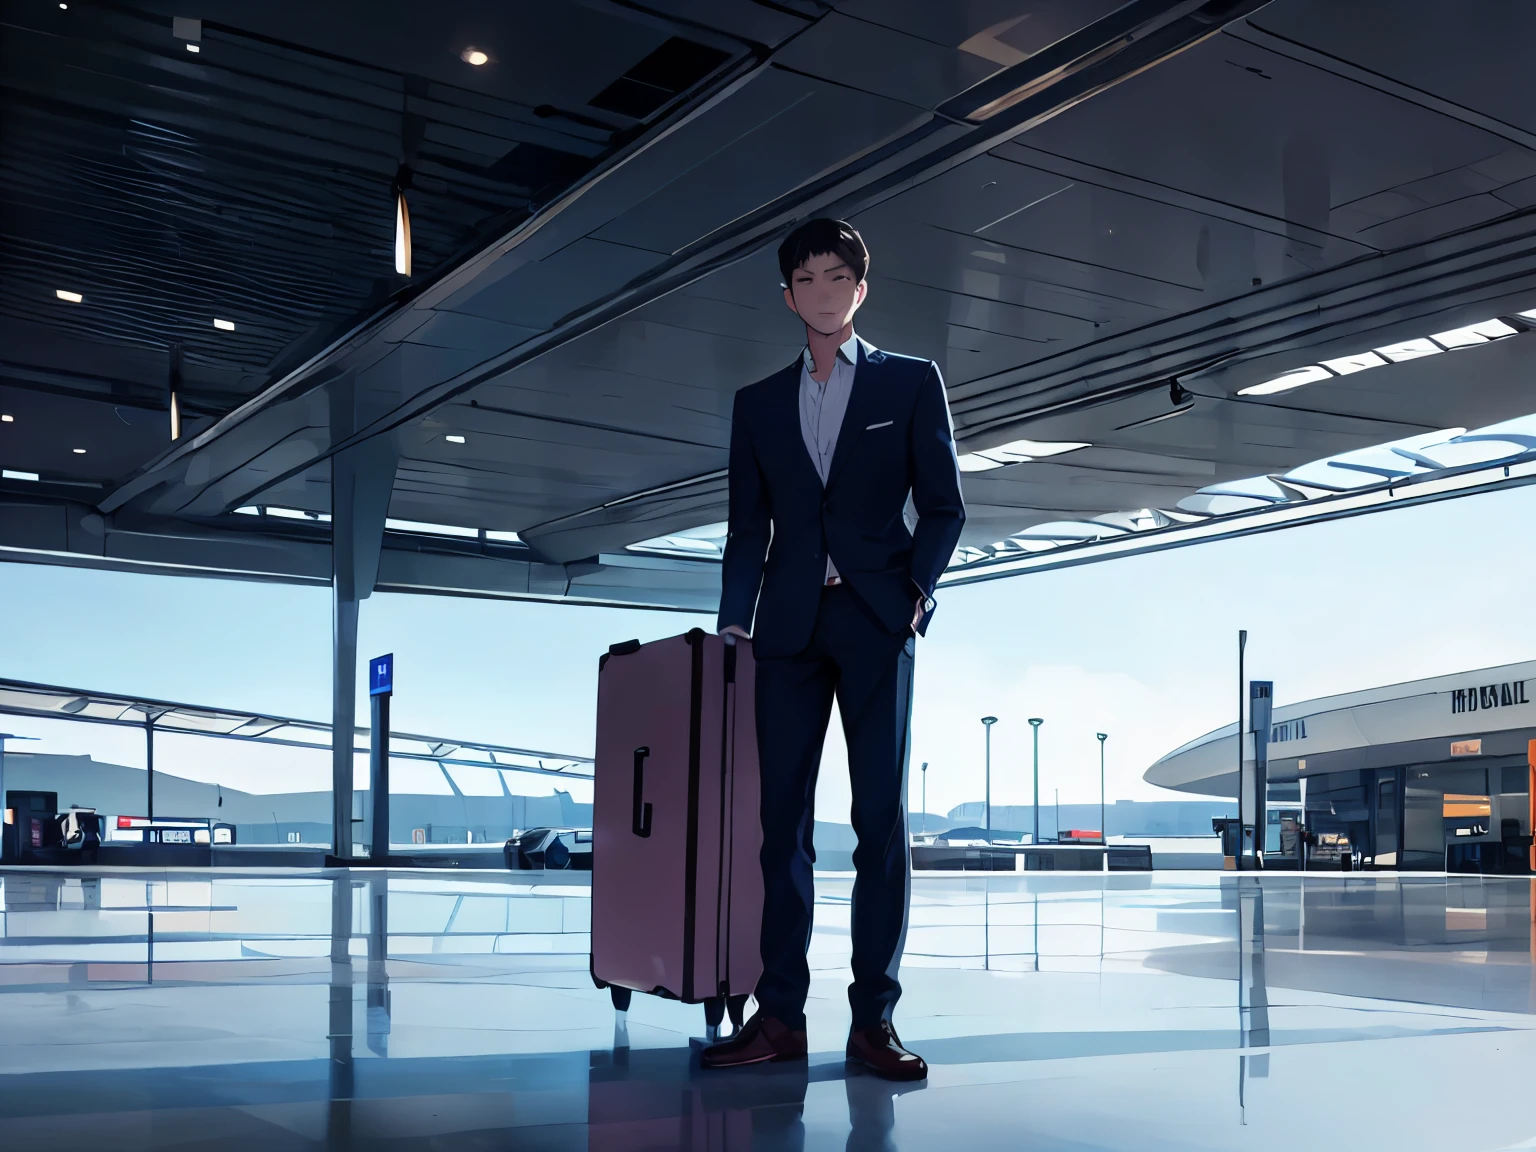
[632,746,653,838]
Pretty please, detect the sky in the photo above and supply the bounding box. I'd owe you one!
[4,481,1536,823]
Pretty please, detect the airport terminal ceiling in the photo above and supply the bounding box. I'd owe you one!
[8,0,1536,610]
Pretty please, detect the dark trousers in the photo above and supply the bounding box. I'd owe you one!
[753,584,915,1031]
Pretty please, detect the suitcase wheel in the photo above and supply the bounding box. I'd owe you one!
[703,995,726,1029]
[726,993,748,1032]
[610,985,632,1013]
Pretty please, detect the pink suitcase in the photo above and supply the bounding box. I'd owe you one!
[591,628,763,1036]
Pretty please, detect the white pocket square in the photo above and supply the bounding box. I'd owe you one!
[865,420,893,430]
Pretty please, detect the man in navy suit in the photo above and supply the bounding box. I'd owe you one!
[701,219,965,1080]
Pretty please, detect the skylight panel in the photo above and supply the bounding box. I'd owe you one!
[1404,440,1529,470]
[1199,476,1292,503]
[1092,509,1167,532]
[1237,365,1332,396]
[1175,492,1278,515]
[1429,318,1514,348]
[957,454,1005,473]
[957,439,1089,471]
[1013,520,1124,541]
[627,522,728,559]
[1374,338,1442,363]
[991,439,1090,459]
[1468,318,1518,339]
[951,546,992,565]
[1458,414,1536,440]
[1319,351,1387,375]
[1400,424,1531,469]
[384,518,478,538]
[640,535,719,554]
[1287,428,1462,486]
[264,506,329,521]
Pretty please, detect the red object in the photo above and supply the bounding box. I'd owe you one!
[591,630,763,1005]
[117,816,135,829]
[1061,829,1102,842]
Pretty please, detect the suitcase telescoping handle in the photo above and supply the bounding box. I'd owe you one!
[631,746,653,838]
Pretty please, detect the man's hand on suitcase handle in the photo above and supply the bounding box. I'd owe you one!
[719,625,751,643]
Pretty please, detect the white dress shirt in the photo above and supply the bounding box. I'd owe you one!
[799,331,863,581]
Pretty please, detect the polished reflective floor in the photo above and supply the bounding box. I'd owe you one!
[0,868,1532,1150]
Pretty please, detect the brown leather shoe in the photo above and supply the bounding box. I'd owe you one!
[846,1021,927,1081]
[699,1012,807,1069]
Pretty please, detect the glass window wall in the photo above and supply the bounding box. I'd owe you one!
[2,681,592,861]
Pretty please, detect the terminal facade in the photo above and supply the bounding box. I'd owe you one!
[1146,661,1536,873]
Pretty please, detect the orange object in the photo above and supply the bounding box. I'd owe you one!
[1528,740,1535,873]
[1443,794,1492,818]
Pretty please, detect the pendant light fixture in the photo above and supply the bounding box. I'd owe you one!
[168,343,184,441]
[392,164,414,277]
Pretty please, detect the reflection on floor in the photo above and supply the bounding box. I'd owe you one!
[0,868,1532,1150]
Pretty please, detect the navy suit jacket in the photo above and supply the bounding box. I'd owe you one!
[716,340,966,660]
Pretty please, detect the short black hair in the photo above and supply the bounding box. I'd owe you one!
[777,218,869,287]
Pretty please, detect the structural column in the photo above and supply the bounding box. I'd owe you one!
[332,589,360,859]
[329,371,398,860]
[327,873,354,1144]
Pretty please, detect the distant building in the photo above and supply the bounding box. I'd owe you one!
[2,753,589,846]
[1146,660,1535,871]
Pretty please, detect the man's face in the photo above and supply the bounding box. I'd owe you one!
[784,251,867,336]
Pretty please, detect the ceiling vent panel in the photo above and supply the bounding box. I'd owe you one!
[587,38,730,120]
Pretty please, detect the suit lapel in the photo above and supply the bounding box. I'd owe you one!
[767,360,822,488]
[824,339,880,493]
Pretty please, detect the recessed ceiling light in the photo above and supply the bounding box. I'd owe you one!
[56,289,83,303]
[1,414,13,422]
[59,3,67,8]
[461,47,490,66]
[72,448,86,454]
[213,318,235,331]
[2,470,39,482]
[186,43,200,53]
[445,434,466,444]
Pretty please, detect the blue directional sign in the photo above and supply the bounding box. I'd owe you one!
[369,653,394,697]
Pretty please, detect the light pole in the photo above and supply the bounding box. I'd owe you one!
[1028,718,1043,845]
[980,718,998,839]
[920,762,928,833]
[1097,733,1108,846]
